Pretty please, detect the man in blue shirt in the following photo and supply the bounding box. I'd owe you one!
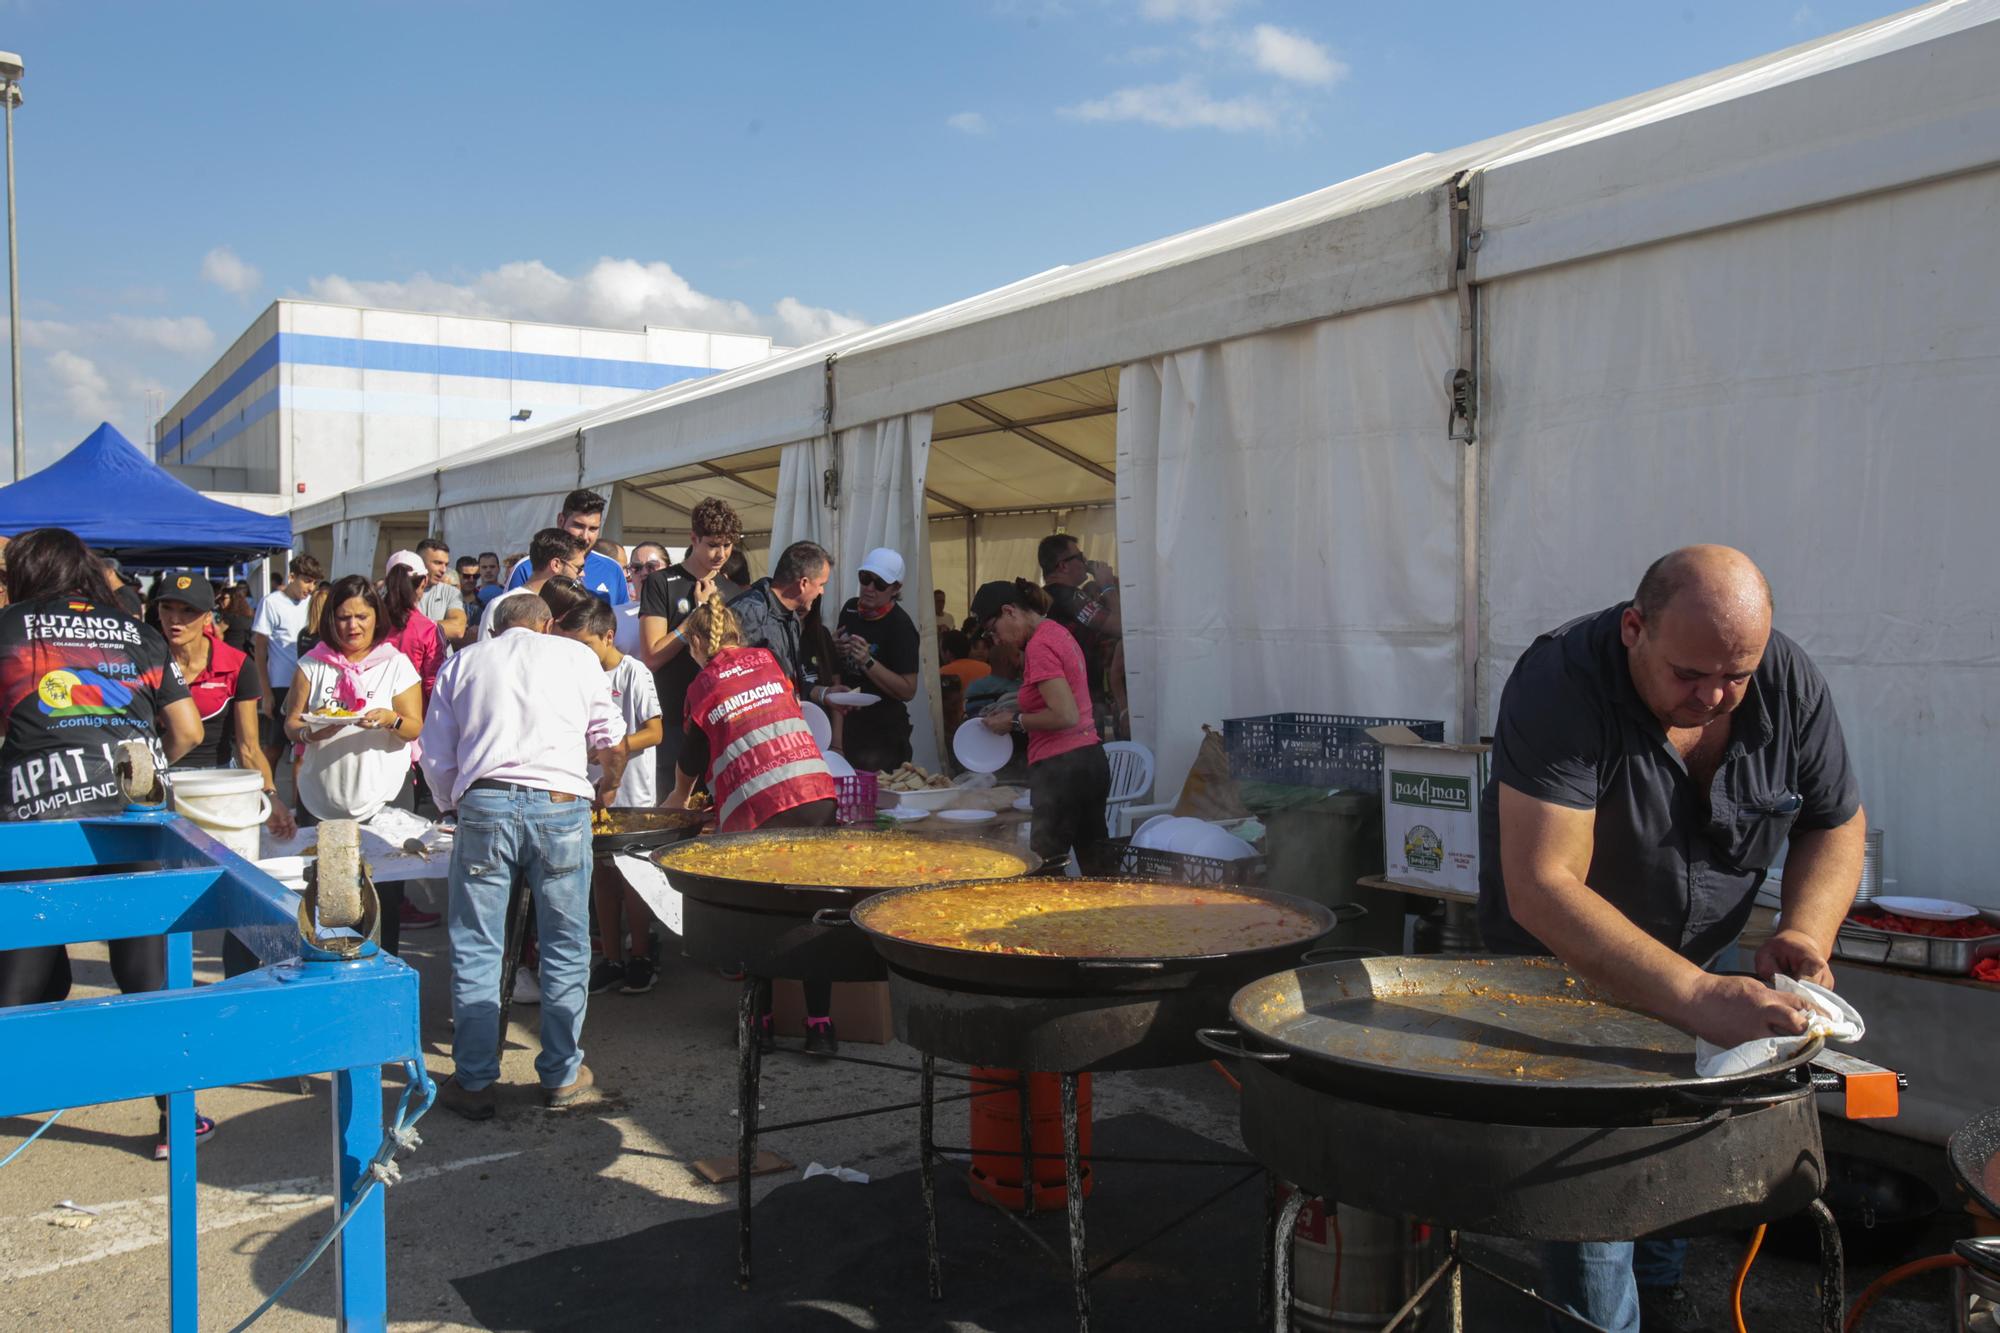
[504,488,629,604]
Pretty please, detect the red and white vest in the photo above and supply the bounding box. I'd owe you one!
[684,645,835,832]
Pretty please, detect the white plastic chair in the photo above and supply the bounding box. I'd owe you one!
[1102,741,1156,838]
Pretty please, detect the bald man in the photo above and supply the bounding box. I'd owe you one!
[1480,545,1865,1332]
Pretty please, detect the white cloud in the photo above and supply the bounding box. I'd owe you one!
[946,110,989,135]
[200,245,262,297]
[1245,24,1345,86]
[1138,0,1244,23]
[46,349,113,422]
[1062,76,1278,132]
[108,314,215,356]
[304,257,867,347]
[771,297,868,345]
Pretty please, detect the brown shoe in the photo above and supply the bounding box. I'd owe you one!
[439,1075,496,1121]
[543,1064,596,1107]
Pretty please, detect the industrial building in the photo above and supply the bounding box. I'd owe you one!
[152,299,776,504]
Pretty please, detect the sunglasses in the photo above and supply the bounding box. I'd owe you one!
[858,572,892,591]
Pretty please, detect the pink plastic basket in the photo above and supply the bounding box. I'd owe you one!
[834,773,879,824]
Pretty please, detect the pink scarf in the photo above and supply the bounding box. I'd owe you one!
[306,640,401,711]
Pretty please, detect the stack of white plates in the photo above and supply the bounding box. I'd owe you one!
[1132,815,1256,862]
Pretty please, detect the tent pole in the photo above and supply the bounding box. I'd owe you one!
[1451,172,1484,747]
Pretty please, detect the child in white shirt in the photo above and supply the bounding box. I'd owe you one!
[557,599,667,994]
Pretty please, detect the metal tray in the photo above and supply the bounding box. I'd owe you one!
[1832,921,2000,975]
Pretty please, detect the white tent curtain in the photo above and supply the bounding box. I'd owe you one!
[329,517,381,581]
[1479,168,2000,907]
[1117,297,1464,801]
[767,436,835,558]
[440,494,568,568]
[833,413,941,770]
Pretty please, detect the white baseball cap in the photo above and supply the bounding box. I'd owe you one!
[385,550,425,578]
[858,547,905,586]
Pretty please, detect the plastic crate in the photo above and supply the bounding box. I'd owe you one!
[1091,836,1267,887]
[1222,713,1445,791]
[834,773,879,824]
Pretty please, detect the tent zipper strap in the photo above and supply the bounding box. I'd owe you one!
[1447,173,1480,446]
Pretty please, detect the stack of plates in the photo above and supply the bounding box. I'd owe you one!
[1856,828,1884,905]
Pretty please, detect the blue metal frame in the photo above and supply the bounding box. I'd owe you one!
[0,801,423,1332]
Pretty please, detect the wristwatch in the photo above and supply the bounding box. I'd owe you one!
[1011,714,1027,736]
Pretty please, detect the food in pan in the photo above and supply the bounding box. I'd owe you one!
[593,808,703,836]
[862,877,1323,958]
[660,835,1028,887]
[1845,909,1997,940]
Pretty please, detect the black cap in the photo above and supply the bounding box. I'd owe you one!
[156,572,215,614]
[969,580,1024,625]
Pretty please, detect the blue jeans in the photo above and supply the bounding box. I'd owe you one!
[1538,1238,1687,1332]
[446,786,593,1091]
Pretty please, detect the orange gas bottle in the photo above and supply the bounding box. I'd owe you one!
[966,1067,1095,1212]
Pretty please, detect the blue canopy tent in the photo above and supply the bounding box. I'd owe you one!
[0,423,294,568]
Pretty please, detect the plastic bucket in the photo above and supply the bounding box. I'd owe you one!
[166,768,270,862]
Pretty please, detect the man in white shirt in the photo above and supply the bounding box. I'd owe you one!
[422,593,628,1119]
[251,554,323,762]
[478,528,586,641]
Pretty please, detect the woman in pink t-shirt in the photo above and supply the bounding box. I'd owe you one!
[972,578,1111,870]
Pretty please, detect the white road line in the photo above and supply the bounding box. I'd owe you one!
[4,1151,521,1280]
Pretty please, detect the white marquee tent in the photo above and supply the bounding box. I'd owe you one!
[296,0,2000,927]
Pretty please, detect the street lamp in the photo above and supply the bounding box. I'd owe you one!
[0,53,22,481]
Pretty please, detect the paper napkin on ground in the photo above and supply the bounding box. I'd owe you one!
[1694,975,1865,1078]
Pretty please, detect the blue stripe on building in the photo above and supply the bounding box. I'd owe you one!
[159,333,714,459]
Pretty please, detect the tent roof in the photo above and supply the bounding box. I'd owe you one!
[299,0,1999,534]
[3,423,296,565]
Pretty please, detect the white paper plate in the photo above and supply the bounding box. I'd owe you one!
[823,750,856,779]
[938,808,996,824]
[1013,792,1032,812]
[825,690,880,708]
[953,718,1013,774]
[1868,895,1980,921]
[800,701,833,751]
[298,712,366,728]
[891,786,960,813]
[879,806,930,822]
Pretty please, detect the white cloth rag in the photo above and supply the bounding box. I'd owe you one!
[1694,975,1865,1078]
[802,1162,870,1185]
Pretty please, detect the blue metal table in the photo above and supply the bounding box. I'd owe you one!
[0,796,426,1332]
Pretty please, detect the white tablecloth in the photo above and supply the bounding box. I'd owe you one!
[256,806,452,889]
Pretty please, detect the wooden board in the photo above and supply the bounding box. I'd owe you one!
[692,1150,794,1185]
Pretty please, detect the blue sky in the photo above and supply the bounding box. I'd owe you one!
[0,0,1900,468]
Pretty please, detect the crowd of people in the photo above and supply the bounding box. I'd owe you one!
[0,489,1134,1134]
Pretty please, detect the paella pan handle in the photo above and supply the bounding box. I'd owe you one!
[1670,1067,1813,1110]
[1328,901,1370,923]
[1194,1027,1290,1063]
[1076,959,1167,971]
[1299,945,1387,965]
[810,908,853,928]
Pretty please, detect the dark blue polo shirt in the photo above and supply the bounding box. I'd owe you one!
[1478,603,1860,965]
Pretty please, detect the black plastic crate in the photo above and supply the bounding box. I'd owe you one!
[1091,836,1266,887]
[1223,713,1445,791]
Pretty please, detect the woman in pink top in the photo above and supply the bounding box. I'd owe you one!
[972,578,1111,870]
[380,568,446,703]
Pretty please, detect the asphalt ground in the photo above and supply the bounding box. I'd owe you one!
[0,928,1968,1331]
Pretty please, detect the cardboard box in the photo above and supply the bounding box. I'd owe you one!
[1368,725,1491,897]
[769,979,895,1045]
